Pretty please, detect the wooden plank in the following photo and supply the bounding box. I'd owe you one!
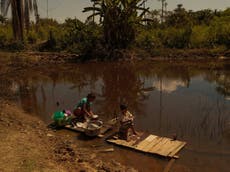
[149,138,169,154]
[145,135,158,142]
[168,143,185,157]
[160,140,183,156]
[137,137,163,151]
[135,135,152,149]
[108,139,123,146]
[173,155,179,159]
[165,141,185,157]
[141,135,164,152]
[152,139,174,156]
[107,139,136,147]
[168,142,186,157]
[155,140,181,156]
[131,132,148,147]
[141,136,160,151]
[107,139,116,144]
[106,134,186,158]
[136,135,160,150]
[137,135,158,150]
[116,140,128,146]
[65,125,85,132]
[126,140,137,147]
[97,148,114,153]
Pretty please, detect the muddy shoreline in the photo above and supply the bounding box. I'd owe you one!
[1,50,230,75]
[0,52,139,171]
[0,100,137,172]
[1,48,230,64]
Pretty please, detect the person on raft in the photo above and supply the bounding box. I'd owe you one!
[52,110,72,127]
[73,93,97,122]
[119,104,137,140]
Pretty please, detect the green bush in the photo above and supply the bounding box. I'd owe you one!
[0,25,13,48]
[136,29,163,49]
[0,29,7,47]
[160,27,192,48]
[26,30,38,44]
[190,26,211,48]
[215,23,230,48]
[57,19,102,56]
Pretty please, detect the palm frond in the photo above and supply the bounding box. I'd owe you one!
[83,7,102,13]
[86,12,102,20]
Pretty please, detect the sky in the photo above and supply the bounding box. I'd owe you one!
[37,0,230,22]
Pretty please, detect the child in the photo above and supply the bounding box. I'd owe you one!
[52,110,72,127]
[119,104,137,140]
[73,93,96,122]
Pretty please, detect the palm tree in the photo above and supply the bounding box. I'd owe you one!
[158,0,166,23]
[84,0,149,49]
[142,0,148,24]
[0,0,39,41]
[164,2,168,16]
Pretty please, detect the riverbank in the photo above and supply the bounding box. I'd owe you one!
[1,49,230,75]
[149,48,230,59]
[1,48,230,64]
[0,52,137,170]
[0,100,137,172]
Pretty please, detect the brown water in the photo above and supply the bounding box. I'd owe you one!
[1,61,230,172]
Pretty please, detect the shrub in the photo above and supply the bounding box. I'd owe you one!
[0,29,7,47]
[27,30,38,44]
[136,29,163,49]
[0,25,13,48]
[161,27,192,48]
[190,26,212,48]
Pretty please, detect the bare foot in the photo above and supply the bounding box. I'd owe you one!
[132,134,140,140]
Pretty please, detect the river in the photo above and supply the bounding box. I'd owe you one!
[2,60,230,172]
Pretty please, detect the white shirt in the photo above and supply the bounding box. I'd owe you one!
[121,111,134,123]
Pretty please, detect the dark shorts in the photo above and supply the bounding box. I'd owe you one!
[119,120,133,132]
[73,108,85,122]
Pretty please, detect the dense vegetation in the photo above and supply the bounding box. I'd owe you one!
[0,1,229,59]
[0,0,39,41]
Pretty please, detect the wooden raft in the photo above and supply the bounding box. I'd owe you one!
[64,118,118,136]
[65,124,85,132]
[107,134,186,158]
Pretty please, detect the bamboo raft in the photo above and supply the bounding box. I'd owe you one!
[107,134,186,158]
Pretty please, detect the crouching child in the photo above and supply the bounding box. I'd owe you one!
[119,104,137,141]
[52,110,72,127]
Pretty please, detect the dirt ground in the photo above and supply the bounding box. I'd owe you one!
[0,100,137,172]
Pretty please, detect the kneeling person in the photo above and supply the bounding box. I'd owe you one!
[119,104,137,140]
[73,93,96,122]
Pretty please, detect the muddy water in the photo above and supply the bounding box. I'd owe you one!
[2,61,230,172]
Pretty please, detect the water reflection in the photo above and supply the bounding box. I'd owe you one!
[153,79,187,93]
[1,61,230,150]
[205,70,230,100]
